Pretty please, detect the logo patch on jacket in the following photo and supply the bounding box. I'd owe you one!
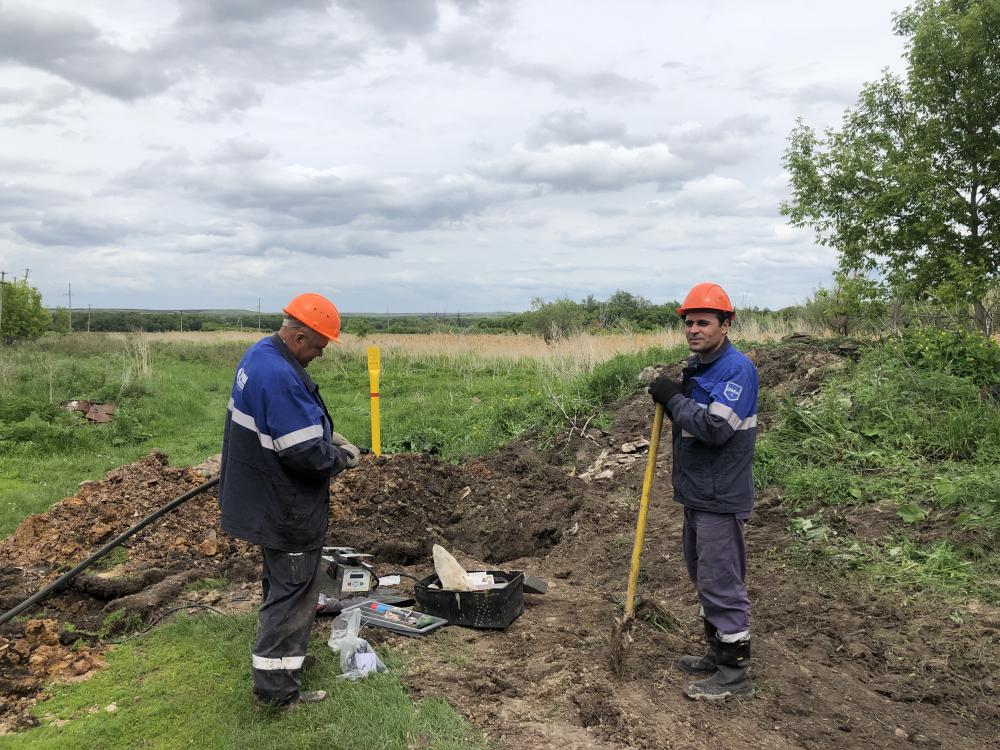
[236,367,249,391]
[723,381,743,401]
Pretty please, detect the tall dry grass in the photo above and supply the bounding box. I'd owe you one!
[131,317,823,377]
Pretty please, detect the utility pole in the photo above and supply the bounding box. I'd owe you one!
[87,304,91,333]
[22,268,29,283]
[179,310,183,333]
[257,298,261,331]
[66,283,72,332]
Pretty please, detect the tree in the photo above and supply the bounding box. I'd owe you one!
[802,273,888,335]
[50,307,71,334]
[782,0,1000,334]
[1,281,50,343]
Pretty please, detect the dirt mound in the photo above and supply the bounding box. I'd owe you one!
[1,338,997,747]
[329,448,582,565]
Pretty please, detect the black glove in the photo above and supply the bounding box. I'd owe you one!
[649,375,683,406]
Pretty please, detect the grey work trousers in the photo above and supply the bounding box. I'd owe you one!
[681,507,751,639]
[252,547,323,703]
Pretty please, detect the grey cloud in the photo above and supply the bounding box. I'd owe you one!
[667,115,771,165]
[183,82,264,122]
[1,84,83,126]
[527,109,627,147]
[207,138,273,164]
[12,214,140,247]
[475,142,695,193]
[0,4,173,100]
[0,182,74,221]
[0,2,362,104]
[119,158,517,231]
[424,27,498,67]
[175,0,333,25]
[258,230,401,258]
[336,0,439,41]
[509,63,655,98]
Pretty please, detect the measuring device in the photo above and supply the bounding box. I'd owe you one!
[323,547,376,594]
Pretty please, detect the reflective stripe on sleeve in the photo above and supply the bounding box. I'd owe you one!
[228,398,275,450]
[708,401,757,430]
[273,424,324,451]
[252,654,306,671]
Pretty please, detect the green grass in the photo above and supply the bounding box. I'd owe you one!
[0,613,485,750]
[762,331,1000,593]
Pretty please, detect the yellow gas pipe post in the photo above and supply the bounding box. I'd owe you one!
[367,346,382,456]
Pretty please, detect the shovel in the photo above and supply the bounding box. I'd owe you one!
[610,402,664,679]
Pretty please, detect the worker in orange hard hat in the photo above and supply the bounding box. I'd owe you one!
[648,282,759,701]
[218,292,361,709]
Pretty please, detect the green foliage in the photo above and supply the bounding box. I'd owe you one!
[783,0,1000,334]
[887,325,1000,385]
[1,280,50,343]
[788,521,984,597]
[92,546,128,571]
[586,346,674,403]
[49,307,72,335]
[761,332,1000,594]
[802,273,887,335]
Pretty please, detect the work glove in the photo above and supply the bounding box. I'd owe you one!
[331,432,361,468]
[648,375,683,406]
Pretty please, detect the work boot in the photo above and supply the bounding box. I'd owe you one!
[295,689,327,703]
[677,619,718,675]
[683,665,753,701]
[683,637,752,701]
[253,688,328,713]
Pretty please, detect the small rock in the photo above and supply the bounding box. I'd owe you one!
[621,442,637,454]
[594,469,614,481]
[105,703,118,714]
[198,531,219,557]
[893,727,908,740]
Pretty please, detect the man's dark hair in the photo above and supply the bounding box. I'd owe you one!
[686,309,732,326]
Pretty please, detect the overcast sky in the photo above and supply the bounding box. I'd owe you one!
[0,0,908,313]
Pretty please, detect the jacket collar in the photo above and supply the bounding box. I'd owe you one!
[688,338,732,368]
[269,333,317,392]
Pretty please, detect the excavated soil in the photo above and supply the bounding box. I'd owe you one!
[1,340,998,746]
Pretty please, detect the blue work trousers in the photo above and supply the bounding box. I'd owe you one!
[681,507,750,638]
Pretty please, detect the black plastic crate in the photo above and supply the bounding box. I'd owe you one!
[414,570,524,629]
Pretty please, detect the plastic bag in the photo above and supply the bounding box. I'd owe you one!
[327,608,386,681]
[432,544,472,591]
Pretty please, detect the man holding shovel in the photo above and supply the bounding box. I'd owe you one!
[219,293,361,709]
[649,282,759,701]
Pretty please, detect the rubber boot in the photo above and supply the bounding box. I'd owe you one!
[677,618,718,675]
[683,638,752,701]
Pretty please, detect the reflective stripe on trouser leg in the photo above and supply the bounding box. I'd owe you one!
[252,547,323,703]
[682,507,750,638]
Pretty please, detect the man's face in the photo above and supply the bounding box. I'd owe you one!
[684,311,730,356]
[288,327,329,367]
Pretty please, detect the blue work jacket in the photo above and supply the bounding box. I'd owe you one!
[665,339,759,515]
[218,334,351,551]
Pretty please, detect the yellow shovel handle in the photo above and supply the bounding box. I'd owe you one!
[623,402,664,620]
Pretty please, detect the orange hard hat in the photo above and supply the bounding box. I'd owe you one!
[283,293,341,342]
[676,283,735,318]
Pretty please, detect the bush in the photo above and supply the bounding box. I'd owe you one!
[888,326,1000,386]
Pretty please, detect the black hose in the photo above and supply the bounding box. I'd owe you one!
[0,476,220,627]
